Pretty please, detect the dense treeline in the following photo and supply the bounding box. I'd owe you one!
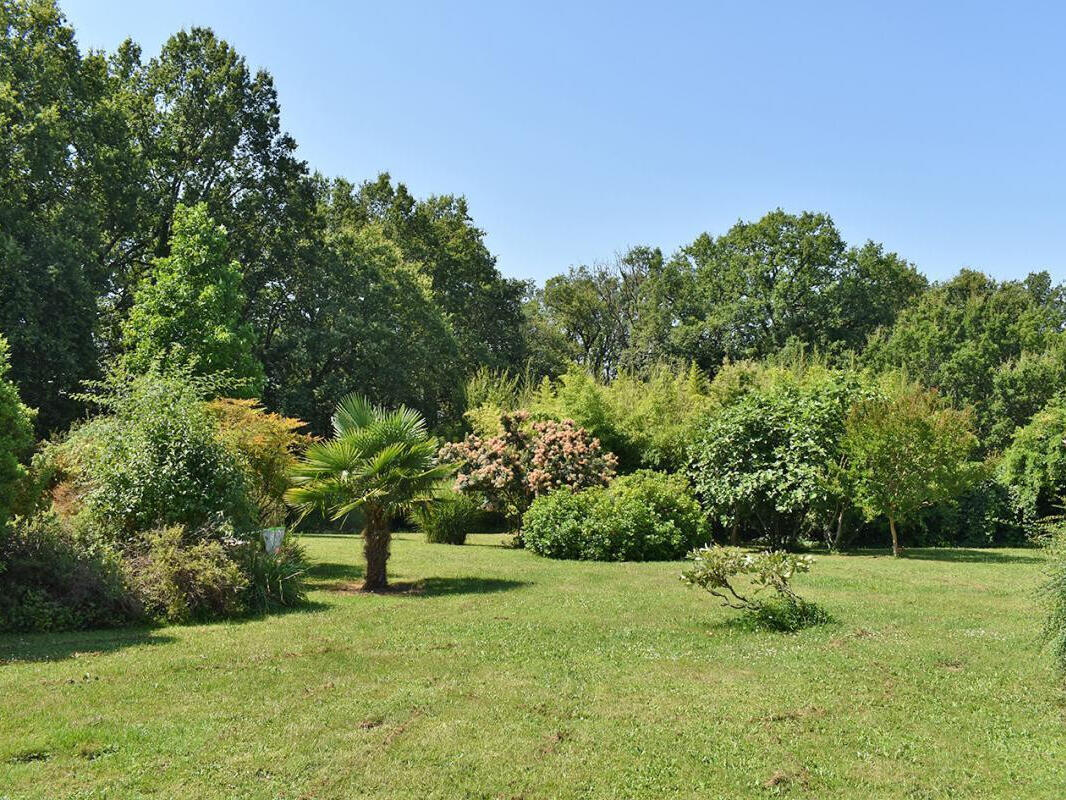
[0,2,525,435]
[4,2,1064,448]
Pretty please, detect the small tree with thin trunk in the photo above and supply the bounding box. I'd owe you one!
[842,374,977,556]
[285,395,454,591]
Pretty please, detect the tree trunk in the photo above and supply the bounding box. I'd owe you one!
[730,518,739,546]
[362,509,391,591]
[889,514,901,558]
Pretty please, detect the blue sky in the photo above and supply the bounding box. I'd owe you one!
[62,0,1065,284]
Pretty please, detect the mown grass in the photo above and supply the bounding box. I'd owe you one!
[1,535,1064,799]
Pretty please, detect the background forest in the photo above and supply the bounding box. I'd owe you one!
[3,1,1066,582]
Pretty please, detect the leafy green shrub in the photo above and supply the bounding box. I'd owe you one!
[62,369,256,544]
[125,526,248,624]
[0,514,136,633]
[747,596,831,632]
[680,545,826,632]
[239,535,309,612]
[688,369,858,550]
[206,398,310,526]
[413,492,478,544]
[521,488,599,559]
[523,471,707,561]
[998,395,1066,524]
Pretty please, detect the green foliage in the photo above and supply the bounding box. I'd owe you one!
[333,174,528,374]
[413,492,479,545]
[866,270,1066,449]
[517,488,597,559]
[122,203,264,394]
[0,336,35,522]
[680,545,825,631]
[688,365,860,550]
[125,526,248,624]
[535,247,658,380]
[998,394,1066,523]
[239,535,309,612]
[522,471,707,561]
[286,394,454,590]
[267,220,465,433]
[471,362,711,473]
[842,374,978,555]
[0,513,135,633]
[0,1,118,433]
[629,210,923,372]
[64,369,256,543]
[1041,504,1066,675]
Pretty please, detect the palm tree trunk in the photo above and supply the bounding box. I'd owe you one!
[889,514,901,558]
[362,508,391,591]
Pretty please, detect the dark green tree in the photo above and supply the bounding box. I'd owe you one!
[326,174,527,374]
[0,336,35,522]
[0,0,126,432]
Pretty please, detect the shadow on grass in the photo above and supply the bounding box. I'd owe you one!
[419,576,531,596]
[863,548,1044,565]
[307,560,365,586]
[0,626,176,665]
[308,563,530,597]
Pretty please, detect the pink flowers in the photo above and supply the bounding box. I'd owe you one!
[439,412,617,528]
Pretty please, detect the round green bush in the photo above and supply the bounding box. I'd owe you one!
[522,470,708,561]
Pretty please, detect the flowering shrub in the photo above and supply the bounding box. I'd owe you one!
[440,411,616,529]
[681,546,827,631]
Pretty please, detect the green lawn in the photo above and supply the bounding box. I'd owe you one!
[2,534,1064,799]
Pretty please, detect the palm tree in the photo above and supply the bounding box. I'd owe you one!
[285,394,454,591]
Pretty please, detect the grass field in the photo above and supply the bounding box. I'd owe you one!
[2,534,1064,799]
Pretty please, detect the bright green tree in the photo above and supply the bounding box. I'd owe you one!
[843,375,977,556]
[865,269,1066,448]
[997,394,1066,522]
[0,336,35,522]
[121,203,263,393]
[285,395,454,591]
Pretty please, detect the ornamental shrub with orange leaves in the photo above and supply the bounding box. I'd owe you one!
[206,398,311,527]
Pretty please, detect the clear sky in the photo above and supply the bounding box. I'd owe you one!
[61,0,1065,285]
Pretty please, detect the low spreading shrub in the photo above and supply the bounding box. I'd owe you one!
[523,471,707,561]
[125,526,249,624]
[680,545,827,632]
[0,513,137,632]
[413,492,478,544]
